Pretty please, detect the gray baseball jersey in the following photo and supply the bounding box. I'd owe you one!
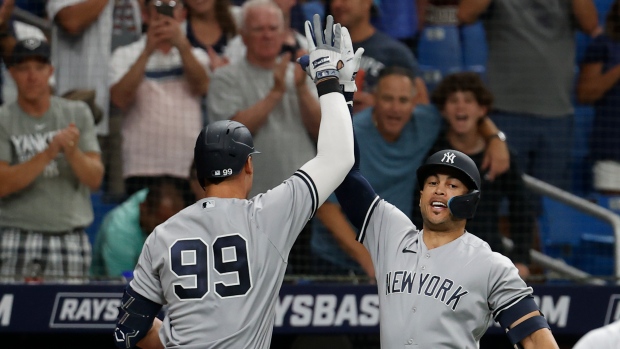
[358,199,532,348]
[130,170,318,349]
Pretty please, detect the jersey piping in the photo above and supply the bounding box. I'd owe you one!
[356,196,380,243]
[293,169,318,218]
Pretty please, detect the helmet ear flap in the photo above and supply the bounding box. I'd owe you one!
[447,190,480,219]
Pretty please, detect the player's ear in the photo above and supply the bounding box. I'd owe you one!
[245,156,253,175]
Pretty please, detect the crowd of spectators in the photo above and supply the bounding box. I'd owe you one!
[0,0,616,286]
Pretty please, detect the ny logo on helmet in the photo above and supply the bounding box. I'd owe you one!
[441,152,456,164]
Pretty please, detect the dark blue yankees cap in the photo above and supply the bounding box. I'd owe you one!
[11,38,51,66]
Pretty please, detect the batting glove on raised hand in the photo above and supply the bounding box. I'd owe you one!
[338,26,364,93]
[298,14,342,84]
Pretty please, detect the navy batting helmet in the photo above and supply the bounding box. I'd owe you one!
[194,120,259,188]
[416,149,481,219]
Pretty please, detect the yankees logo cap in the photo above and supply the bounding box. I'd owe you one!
[11,38,51,66]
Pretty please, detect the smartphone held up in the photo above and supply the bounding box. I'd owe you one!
[154,0,176,17]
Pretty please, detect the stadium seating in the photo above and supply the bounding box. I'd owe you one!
[538,196,615,276]
[571,103,595,196]
[301,0,325,23]
[85,191,118,246]
[417,24,463,91]
[460,21,488,76]
[417,21,490,91]
[595,0,615,22]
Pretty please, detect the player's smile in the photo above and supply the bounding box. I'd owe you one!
[425,199,449,221]
[430,200,447,213]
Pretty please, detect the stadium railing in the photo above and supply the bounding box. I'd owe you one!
[523,174,620,284]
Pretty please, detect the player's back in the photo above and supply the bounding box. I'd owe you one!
[131,194,301,349]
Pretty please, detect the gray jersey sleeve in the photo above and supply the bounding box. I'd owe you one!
[251,91,353,258]
[130,232,166,304]
[487,253,533,320]
[358,199,418,269]
[252,171,317,260]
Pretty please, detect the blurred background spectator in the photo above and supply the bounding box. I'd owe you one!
[415,72,535,279]
[91,177,185,278]
[109,0,209,202]
[185,0,236,71]
[327,0,428,113]
[458,0,600,196]
[47,0,141,134]
[225,0,308,64]
[186,0,236,53]
[47,0,143,200]
[578,0,620,195]
[184,0,236,130]
[0,38,103,283]
[208,0,319,198]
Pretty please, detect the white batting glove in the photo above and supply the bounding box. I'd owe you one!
[300,14,343,84]
[338,26,364,93]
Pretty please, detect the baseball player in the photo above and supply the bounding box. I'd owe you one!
[334,148,559,348]
[111,14,363,349]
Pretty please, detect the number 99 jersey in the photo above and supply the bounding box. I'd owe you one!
[129,171,318,349]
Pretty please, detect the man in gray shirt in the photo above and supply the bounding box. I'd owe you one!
[208,0,321,198]
[0,38,104,283]
[458,0,600,192]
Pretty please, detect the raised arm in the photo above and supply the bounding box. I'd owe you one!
[572,0,601,37]
[327,27,378,231]
[51,0,109,35]
[110,45,153,111]
[296,15,360,205]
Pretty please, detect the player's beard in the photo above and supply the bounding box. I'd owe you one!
[421,207,462,233]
